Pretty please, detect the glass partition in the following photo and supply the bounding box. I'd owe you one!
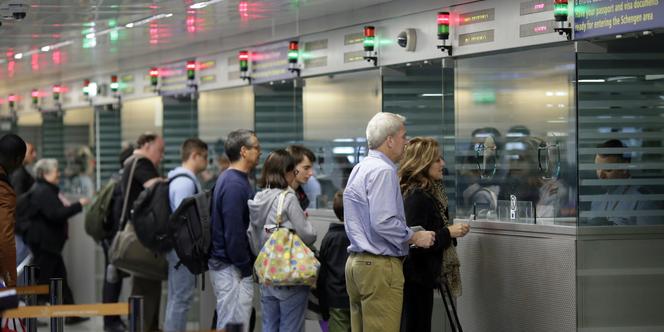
[121,96,163,143]
[62,107,95,196]
[455,45,577,224]
[199,86,254,188]
[302,70,381,208]
[576,36,664,330]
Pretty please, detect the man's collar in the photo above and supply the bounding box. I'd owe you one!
[368,149,397,169]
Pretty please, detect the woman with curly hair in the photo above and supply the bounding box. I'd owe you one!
[398,137,470,332]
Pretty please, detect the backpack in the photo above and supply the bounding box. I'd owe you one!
[131,173,196,253]
[84,178,118,242]
[15,185,36,238]
[168,187,213,275]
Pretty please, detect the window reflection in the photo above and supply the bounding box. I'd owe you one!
[302,70,381,208]
[456,46,577,224]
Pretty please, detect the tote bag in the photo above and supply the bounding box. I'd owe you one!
[254,190,320,287]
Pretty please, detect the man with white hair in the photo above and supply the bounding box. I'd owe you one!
[343,112,436,332]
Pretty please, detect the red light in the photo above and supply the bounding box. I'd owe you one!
[363,26,375,38]
[437,12,450,24]
[31,90,39,98]
[186,61,196,70]
[111,75,118,83]
[8,94,16,102]
[554,0,568,3]
[53,85,61,93]
[84,79,90,87]
[150,68,159,77]
[238,51,249,61]
[288,41,299,51]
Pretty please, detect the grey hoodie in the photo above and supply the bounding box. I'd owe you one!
[247,187,317,256]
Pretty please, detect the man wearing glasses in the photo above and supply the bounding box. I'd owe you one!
[209,129,261,331]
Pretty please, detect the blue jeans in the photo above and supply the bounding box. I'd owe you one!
[164,250,195,332]
[260,285,309,332]
[210,262,254,332]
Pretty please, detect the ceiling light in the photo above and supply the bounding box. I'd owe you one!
[85,33,96,39]
[14,53,22,60]
[190,2,208,9]
[578,79,605,83]
[190,0,224,9]
[125,22,135,28]
[421,93,443,97]
[41,46,50,52]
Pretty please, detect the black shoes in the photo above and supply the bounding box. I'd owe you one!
[64,316,90,325]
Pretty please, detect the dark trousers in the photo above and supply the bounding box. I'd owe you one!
[401,281,434,332]
[32,249,75,305]
[131,276,161,332]
[102,239,124,326]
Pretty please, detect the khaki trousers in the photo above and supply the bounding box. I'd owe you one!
[345,253,404,332]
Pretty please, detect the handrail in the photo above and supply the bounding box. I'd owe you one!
[2,302,130,319]
[12,285,49,295]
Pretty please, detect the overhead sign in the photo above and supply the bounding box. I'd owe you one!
[574,0,664,39]
[251,41,292,84]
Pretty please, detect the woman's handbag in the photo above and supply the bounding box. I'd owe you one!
[108,156,168,281]
[254,190,320,287]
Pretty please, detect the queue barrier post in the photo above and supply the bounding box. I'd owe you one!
[49,278,63,332]
[24,265,39,332]
[128,296,144,332]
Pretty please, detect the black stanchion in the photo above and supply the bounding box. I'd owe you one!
[128,296,144,332]
[24,265,39,332]
[49,278,63,332]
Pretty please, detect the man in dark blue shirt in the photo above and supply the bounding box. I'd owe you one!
[209,129,261,331]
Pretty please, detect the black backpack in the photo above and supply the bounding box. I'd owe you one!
[131,174,196,253]
[168,187,213,275]
[15,185,37,238]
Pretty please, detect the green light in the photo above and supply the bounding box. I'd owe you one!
[82,38,96,49]
[438,25,449,35]
[554,3,568,14]
[83,87,89,96]
[108,19,117,28]
[110,82,119,91]
[240,59,248,70]
[110,30,119,42]
[288,50,298,60]
[363,36,375,48]
[187,69,195,80]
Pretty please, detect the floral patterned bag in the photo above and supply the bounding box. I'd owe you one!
[254,190,320,287]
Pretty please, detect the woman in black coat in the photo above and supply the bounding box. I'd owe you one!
[26,158,90,323]
[398,137,470,332]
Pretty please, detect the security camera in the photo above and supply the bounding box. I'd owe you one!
[0,1,29,21]
[397,29,417,52]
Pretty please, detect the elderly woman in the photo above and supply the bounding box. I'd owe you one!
[26,159,90,324]
[398,137,470,332]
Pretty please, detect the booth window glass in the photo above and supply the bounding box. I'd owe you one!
[455,45,577,224]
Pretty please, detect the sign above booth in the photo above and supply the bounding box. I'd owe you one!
[574,0,664,39]
[250,41,293,84]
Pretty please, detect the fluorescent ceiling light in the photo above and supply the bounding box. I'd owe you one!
[125,22,135,28]
[14,53,23,60]
[85,33,96,39]
[41,46,51,52]
[190,0,224,9]
[421,93,443,97]
[578,79,605,83]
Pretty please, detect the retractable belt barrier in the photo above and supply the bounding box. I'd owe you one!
[1,265,145,332]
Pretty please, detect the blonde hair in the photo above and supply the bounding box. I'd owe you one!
[398,137,441,195]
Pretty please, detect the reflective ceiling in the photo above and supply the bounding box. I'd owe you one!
[0,0,392,84]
